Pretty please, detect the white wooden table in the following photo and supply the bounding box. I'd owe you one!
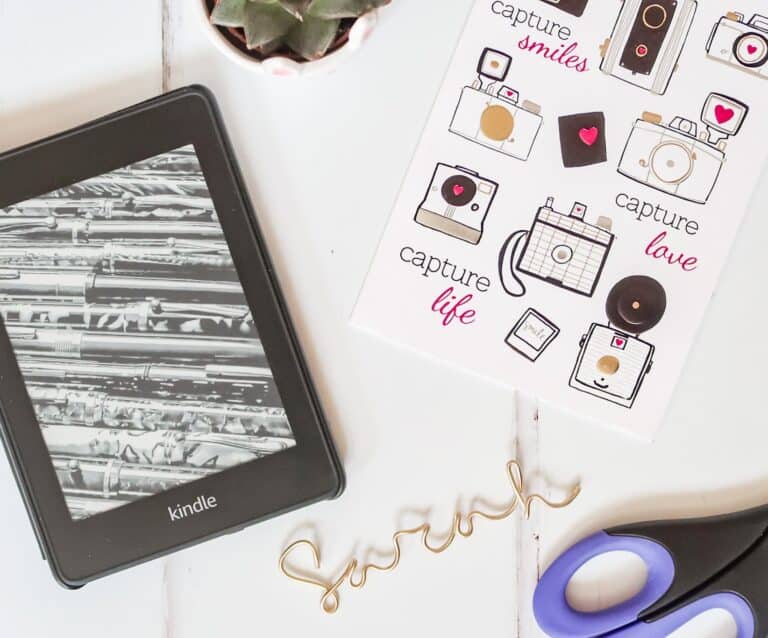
[0,1,766,636]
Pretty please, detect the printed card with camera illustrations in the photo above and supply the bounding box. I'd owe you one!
[353,0,768,439]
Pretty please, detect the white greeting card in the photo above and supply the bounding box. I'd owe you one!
[353,0,768,439]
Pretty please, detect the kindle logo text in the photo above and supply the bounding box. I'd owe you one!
[168,495,218,522]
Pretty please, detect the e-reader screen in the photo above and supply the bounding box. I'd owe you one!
[0,145,296,521]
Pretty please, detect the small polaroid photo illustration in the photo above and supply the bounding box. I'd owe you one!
[505,308,560,361]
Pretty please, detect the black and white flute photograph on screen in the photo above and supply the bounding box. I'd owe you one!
[0,144,296,520]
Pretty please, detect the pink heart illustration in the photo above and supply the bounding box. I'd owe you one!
[579,127,599,146]
[616,339,625,347]
[453,184,465,197]
[747,44,758,55]
[715,104,735,124]
[507,90,515,96]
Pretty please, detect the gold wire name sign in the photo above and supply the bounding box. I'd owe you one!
[279,460,580,614]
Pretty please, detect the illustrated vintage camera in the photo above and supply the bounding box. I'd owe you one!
[449,48,543,161]
[570,276,666,409]
[600,0,697,94]
[707,12,768,78]
[617,93,749,204]
[539,0,589,17]
[499,197,614,298]
[415,163,498,245]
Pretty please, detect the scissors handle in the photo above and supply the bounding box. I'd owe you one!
[534,505,768,637]
[533,532,676,638]
[609,593,754,637]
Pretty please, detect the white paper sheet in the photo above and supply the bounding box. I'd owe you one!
[353,0,768,439]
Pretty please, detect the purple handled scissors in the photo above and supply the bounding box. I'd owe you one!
[533,505,768,637]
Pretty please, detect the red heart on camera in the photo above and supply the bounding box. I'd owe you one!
[715,104,735,124]
[747,44,758,55]
[453,184,465,197]
[579,127,599,146]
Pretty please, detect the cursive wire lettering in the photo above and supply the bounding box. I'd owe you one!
[279,460,580,614]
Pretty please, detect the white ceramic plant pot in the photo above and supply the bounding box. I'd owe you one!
[197,0,381,77]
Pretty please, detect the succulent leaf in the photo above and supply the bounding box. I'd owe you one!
[275,0,311,19]
[210,0,247,27]
[286,15,341,60]
[211,0,384,61]
[307,0,388,19]
[243,0,300,49]
[258,35,287,55]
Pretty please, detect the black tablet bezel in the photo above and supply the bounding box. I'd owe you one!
[0,86,344,587]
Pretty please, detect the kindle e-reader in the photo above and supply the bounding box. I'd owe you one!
[0,86,344,587]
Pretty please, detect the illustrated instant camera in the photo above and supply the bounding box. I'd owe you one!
[617,92,749,204]
[415,163,498,245]
[707,12,768,79]
[498,197,614,298]
[570,275,666,409]
[449,48,543,161]
[599,0,697,95]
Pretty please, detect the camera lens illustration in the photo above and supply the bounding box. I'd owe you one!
[441,175,477,207]
[734,32,768,66]
[481,105,516,141]
[552,245,574,265]
[570,276,667,408]
[597,355,621,376]
[707,12,768,78]
[642,4,668,29]
[449,48,543,161]
[648,141,696,184]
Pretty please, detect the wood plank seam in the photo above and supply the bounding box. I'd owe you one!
[515,394,542,637]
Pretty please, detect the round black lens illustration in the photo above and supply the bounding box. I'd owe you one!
[441,175,477,207]
[734,32,768,68]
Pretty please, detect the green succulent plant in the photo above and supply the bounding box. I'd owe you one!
[211,0,390,61]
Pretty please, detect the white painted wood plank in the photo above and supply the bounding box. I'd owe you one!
[4,1,762,636]
[0,0,164,152]
[514,396,543,637]
[0,2,166,636]
[165,0,768,634]
[158,1,539,637]
[532,171,768,636]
